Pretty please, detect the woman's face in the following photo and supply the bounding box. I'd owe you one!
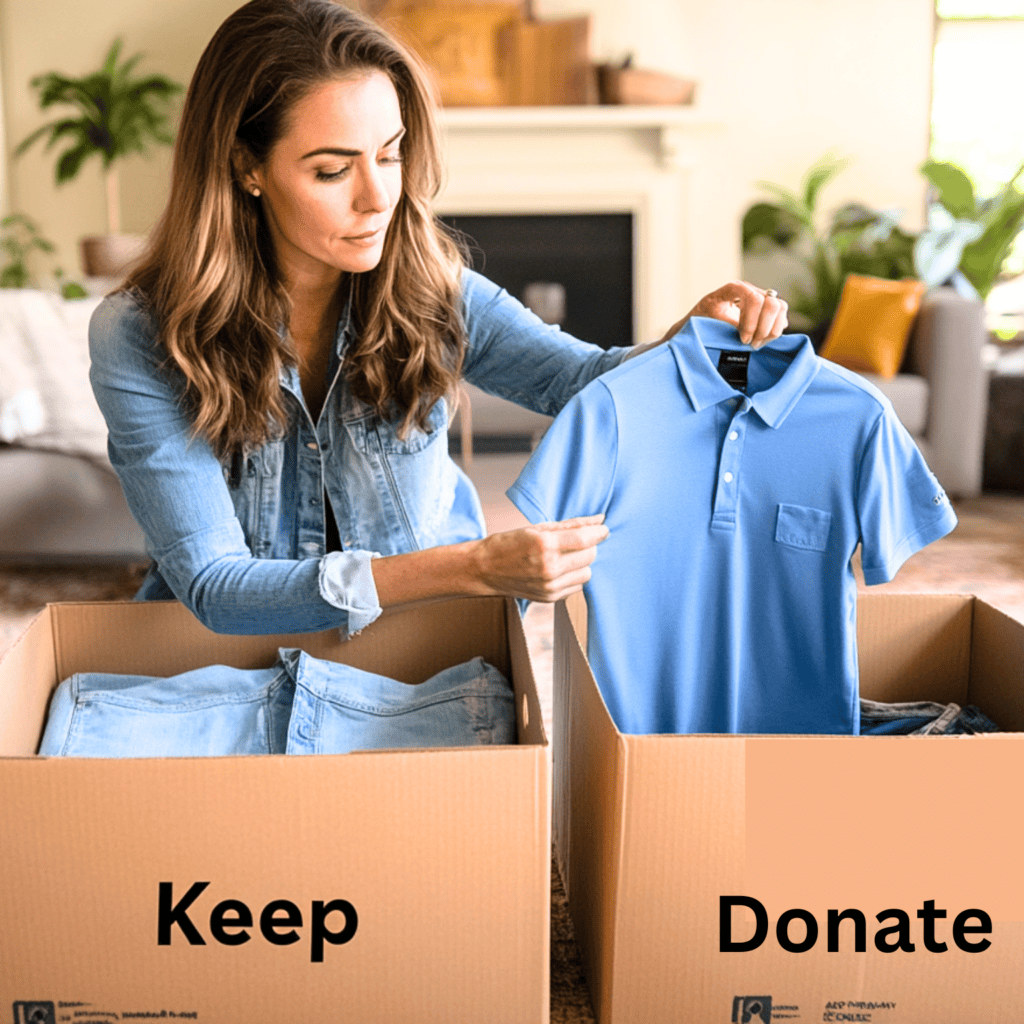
[248,71,405,284]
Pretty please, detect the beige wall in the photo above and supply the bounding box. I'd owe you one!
[535,0,937,300]
[1,0,937,288]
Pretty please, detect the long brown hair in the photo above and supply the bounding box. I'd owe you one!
[123,0,466,457]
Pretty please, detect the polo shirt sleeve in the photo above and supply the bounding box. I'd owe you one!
[856,407,958,585]
[505,381,618,524]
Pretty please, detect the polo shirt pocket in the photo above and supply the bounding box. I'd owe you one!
[775,503,832,552]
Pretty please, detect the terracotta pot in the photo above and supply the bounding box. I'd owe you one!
[80,234,148,278]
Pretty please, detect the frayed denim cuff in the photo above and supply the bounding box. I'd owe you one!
[318,549,383,638]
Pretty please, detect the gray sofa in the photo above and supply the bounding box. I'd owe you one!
[0,445,147,563]
[856,287,988,499]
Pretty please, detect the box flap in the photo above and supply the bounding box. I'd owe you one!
[507,597,547,748]
[857,593,972,703]
[46,596,513,682]
[0,607,56,756]
[968,598,1024,731]
[555,594,625,1023]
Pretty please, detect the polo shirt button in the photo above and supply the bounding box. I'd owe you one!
[723,472,734,483]
[728,431,739,441]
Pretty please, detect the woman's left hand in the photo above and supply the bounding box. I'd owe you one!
[661,281,789,349]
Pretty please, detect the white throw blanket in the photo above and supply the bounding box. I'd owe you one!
[0,289,111,466]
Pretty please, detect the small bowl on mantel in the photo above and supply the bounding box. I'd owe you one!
[596,64,697,106]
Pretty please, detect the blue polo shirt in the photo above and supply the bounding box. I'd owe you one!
[507,317,957,735]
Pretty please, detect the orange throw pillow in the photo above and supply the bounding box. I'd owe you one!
[819,275,926,378]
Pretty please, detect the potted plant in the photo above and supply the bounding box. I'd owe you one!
[14,38,182,278]
[742,151,1024,339]
[0,213,87,297]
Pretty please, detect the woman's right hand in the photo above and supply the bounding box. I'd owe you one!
[468,514,609,603]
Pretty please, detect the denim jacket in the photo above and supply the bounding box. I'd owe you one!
[89,269,632,637]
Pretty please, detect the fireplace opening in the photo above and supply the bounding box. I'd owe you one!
[438,213,634,350]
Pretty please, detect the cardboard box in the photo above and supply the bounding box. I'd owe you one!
[0,596,550,1023]
[553,591,1024,1024]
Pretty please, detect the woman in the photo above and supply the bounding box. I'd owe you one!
[89,0,787,637]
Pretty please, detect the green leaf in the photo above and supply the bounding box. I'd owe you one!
[101,38,124,78]
[56,142,94,182]
[959,188,1024,297]
[802,151,851,215]
[742,202,804,250]
[60,281,89,299]
[113,51,146,86]
[754,182,813,229]
[0,265,29,288]
[41,119,90,153]
[914,217,984,288]
[920,160,976,220]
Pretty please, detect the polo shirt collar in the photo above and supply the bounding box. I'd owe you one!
[670,316,819,429]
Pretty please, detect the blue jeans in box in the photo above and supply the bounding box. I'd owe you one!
[282,651,515,755]
[859,698,1001,735]
[37,651,515,758]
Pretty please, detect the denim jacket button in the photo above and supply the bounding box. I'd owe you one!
[306,441,318,450]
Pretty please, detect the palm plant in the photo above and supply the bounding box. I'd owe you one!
[742,151,1024,331]
[14,38,182,236]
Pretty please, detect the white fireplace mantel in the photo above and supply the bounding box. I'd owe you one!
[434,104,738,345]
[440,104,719,170]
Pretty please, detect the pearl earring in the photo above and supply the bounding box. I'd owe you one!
[250,186,261,197]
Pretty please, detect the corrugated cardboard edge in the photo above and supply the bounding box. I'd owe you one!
[506,595,553,1020]
[555,593,628,1023]
[0,606,57,755]
[969,596,1024,732]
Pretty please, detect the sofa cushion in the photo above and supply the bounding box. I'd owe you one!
[820,275,926,378]
[0,290,108,464]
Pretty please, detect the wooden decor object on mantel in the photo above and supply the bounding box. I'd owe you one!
[374,0,524,106]
[498,16,597,106]
[596,63,697,106]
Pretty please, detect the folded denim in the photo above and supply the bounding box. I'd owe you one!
[281,651,516,755]
[37,650,515,758]
[38,662,294,757]
[859,698,1001,735]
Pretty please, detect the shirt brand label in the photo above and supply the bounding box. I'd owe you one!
[718,350,750,393]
